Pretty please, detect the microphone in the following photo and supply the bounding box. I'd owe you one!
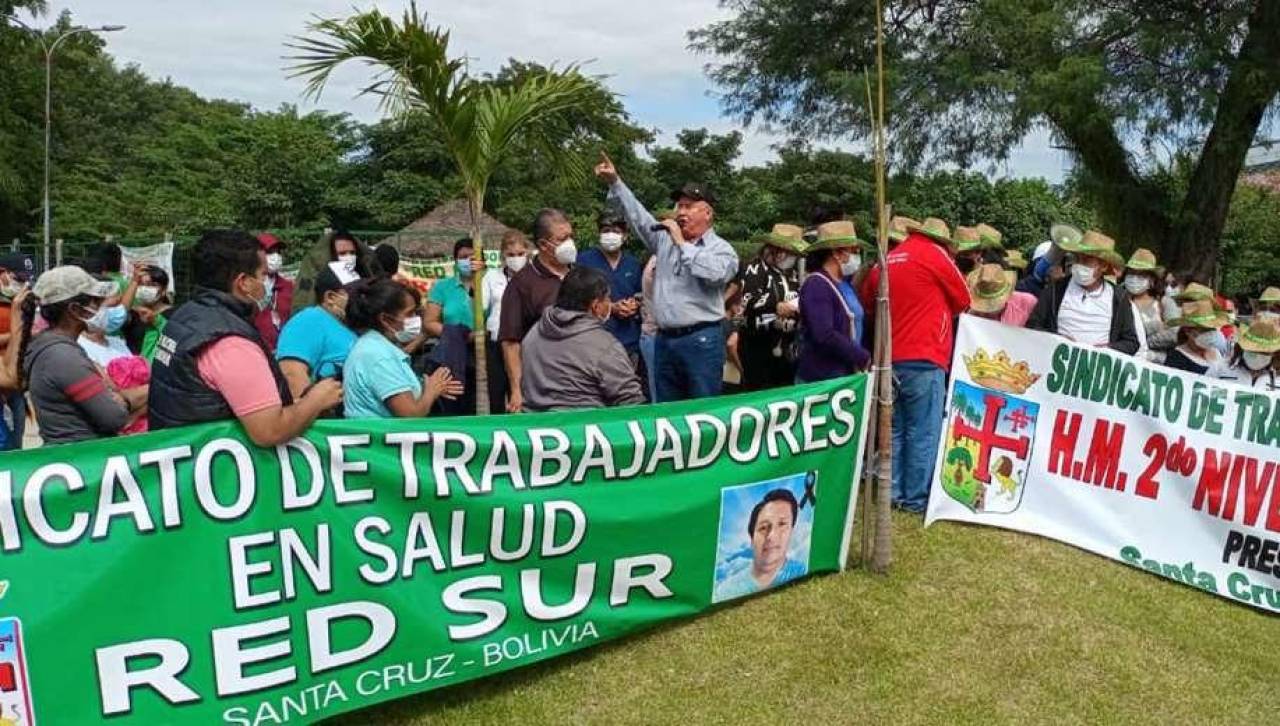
[650,224,668,232]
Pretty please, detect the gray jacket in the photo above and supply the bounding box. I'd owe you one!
[521,307,645,412]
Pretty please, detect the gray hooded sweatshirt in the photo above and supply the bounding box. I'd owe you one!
[520,307,645,412]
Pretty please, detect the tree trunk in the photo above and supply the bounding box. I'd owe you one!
[468,192,490,416]
[1046,2,1280,281]
[1044,105,1174,262]
[1167,1,1280,280]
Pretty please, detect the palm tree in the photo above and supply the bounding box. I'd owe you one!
[290,2,604,414]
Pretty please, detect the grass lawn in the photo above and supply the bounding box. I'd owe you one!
[331,512,1276,725]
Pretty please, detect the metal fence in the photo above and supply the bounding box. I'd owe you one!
[7,229,411,303]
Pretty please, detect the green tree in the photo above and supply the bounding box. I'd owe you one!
[691,0,1280,277]
[291,1,607,414]
[0,2,52,242]
[1220,184,1280,298]
[228,106,359,229]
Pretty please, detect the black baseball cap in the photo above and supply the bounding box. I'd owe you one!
[669,182,718,208]
[597,211,626,229]
[0,253,35,281]
[314,265,356,298]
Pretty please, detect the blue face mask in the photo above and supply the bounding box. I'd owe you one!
[105,305,128,334]
[456,259,473,278]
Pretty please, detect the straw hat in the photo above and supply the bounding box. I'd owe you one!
[954,226,983,253]
[1004,249,1029,270]
[1259,286,1280,304]
[1238,315,1280,354]
[967,264,1017,315]
[755,223,807,254]
[1058,230,1125,269]
[1168,299,1229,330]
[906,217,954,245]
[807,220,867,252]
[1174,282,1216,303]
[1125,248,1161,273]
[889,216,919,243]
[975,223,1004,250]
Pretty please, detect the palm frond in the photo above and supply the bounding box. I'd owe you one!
[289,3,608,201]
[286,1,464,114]
[459,66,605,189]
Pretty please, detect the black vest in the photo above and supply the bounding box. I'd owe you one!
[148,289,293,430]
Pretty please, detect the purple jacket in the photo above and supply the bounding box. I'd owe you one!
[797,272,870,382]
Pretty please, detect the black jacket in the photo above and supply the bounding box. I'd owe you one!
[148,289,293,430]
[1026,279,1141,355]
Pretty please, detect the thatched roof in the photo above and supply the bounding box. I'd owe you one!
[376,199,516,258]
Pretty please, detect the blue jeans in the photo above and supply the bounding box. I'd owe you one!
[639,333,658,403]
[655,325,725,402]
[2,391,23,450]
[891,361,946,512]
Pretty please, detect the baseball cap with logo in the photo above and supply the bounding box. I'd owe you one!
[0,253,34,281]
[32,266,117,305]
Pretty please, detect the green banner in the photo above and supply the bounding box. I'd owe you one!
[2,375,870,725]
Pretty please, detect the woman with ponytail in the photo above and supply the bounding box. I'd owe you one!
[22,267,145,445]
[342,278,463,419]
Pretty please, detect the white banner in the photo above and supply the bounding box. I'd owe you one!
[927,315,1280,613]
[120,242,175,293]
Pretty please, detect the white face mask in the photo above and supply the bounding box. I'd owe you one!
[395,315,422,343]
[338,253,357,271]
[266,253,283,273]
[840,254,862,277]
[79,305,110,332]
[1123,277,1150,295]
[599,232,623,253]
[1071,263,1098,287]
[1194,330,1221,350]
[776,254,797,271]
[554,238,577,266]
[1243,352,1274,371]
[506,254,528,273]
[135,286,160,306]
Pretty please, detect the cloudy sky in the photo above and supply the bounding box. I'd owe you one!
[37,0,1070,180]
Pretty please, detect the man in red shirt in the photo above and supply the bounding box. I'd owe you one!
[861,217,970,513]
[253,233,294,353]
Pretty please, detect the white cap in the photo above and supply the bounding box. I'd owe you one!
[32,266,117,305]
[1032,241,1053,261]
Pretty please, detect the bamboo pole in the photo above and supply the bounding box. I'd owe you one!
[858,72,878,567]
[869,0,894,574]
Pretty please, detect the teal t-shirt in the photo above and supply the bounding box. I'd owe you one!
[427,275,475,329]
[343,331,422,419]
[276,306,357,379]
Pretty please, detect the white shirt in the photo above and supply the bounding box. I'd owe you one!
[1057,279,1114,346]
[78,334,132,369]
[1220,365,1280,391]
[481,269,510,342]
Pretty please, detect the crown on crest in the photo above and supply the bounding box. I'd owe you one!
[962,348,1040,395]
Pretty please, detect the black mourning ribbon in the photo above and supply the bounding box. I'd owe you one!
[800,472,817,509]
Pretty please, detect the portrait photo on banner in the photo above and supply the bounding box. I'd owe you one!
[712,472,816,603]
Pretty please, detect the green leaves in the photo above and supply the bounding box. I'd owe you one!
[289,2,607,225]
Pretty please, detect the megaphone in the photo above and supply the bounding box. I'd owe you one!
[1049,223,1082,248]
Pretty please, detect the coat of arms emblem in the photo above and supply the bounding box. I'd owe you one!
[940,348,1042,513]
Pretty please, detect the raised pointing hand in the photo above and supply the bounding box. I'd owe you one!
[594,151,618,185]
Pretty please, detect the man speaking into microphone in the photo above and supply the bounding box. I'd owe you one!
[595,152,739,402]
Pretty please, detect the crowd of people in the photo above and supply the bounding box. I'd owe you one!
[3,154,1278,514]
